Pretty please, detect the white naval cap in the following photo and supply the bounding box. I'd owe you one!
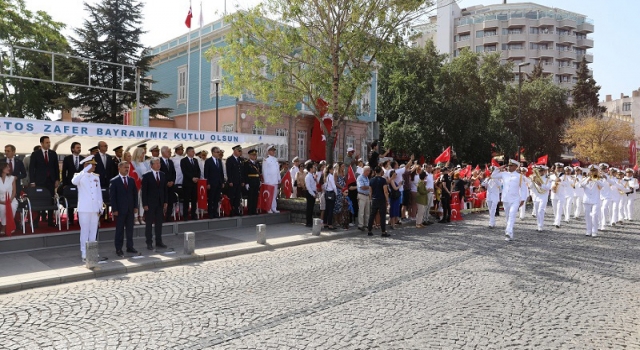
[80,155,97,165]
[508,159,520,166]
[599,163,609,168]
[149,144,159,151]
[268,145,277,150]
[563,166,572,171]
[588,164,599,170]
[347,147,355,152]
[173,143,184,149]
[554,162,564,167]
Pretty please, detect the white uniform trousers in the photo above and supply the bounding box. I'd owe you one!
[625,194,635,220]
[599,199,612,229]
[563,196,573,222]
[619,196,628,221]
[584,203,599,236]
[487,199,499,227]
[533,199,547,229]
[503,201,520,238]
[573,196,583,218]
[518,200,526,219]
[532,201,539,216]
[79,212,99,259]
[552,197,566,226]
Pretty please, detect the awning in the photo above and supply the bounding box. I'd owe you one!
[0,117,286,157]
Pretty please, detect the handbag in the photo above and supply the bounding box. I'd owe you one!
[325,190,336,201]
[390,188,401,200]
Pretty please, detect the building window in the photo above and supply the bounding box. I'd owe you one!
[177,65,187,104]
[623,102,632,112]
[210,57,223,96]
[277,144,289,160]
[275,128,288,137]
[255,144,265,157]
[143,75,153,90]
[297,131,307,159]
[346,135,355,152]
[360,85,371,115]
[252,125,266,135]
[223,124,234,132]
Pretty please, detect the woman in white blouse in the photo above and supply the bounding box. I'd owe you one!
[131,147,150,225]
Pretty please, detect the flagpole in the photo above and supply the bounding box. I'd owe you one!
[198,1,203,131]
[186,3,192,131]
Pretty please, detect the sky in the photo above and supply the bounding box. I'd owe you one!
[22,0,639,99]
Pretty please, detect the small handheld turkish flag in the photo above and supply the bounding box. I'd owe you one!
[282,171,293,198]
[347,166,357,186]
[491,158,500,167]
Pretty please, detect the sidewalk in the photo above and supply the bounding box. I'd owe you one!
[0,223,361,294]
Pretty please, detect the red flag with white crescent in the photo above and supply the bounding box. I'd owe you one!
[197,179,208,210]
[526,163,533,176]
[259,184,276,212]
[491,158,500,167]
[282,171,293,198]
[185,6,193,28]
[433,146,451,164]
[484,165,491,177]
[128,164,141,190]
[220,195,231,216]
[347,166,357,185]
[5,194,15,236]
[536,155,548,165]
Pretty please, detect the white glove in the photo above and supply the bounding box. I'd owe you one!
[245,184,249,190]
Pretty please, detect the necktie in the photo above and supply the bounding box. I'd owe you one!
[44,151,49,164]
[155,172,160,186]
[122,176,128,190]
[8,159,12,173]
[74,156,78,170]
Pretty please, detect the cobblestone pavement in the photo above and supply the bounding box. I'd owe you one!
[1,209,640,349]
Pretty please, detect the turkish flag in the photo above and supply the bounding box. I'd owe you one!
[536,155,548,165]
[433,146,451,164]
[128,164,141,190]
[629,140,637,166]
[484,165,491,177]
[474,165,480,172]
[282,171,293,198]
[220,195,231,216]
[185,6,193,28]
[197,179,208,210]
[634,164,639,172]
[309,116,333,162]
[5,194,15,236]
[459,165,471,178]
[491,158,500,167]
[526,163,533,176]
[347,166,357,186]
[259,184,276,212]
[419,156,425,165]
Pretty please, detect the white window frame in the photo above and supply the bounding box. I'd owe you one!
[177,65,187,105]
[360,84,371,115]
[223,123,234,132]
[143,74,153,90]
[346,135,355,153]
[297,130,307,159]
[252,125,266,135]
[275,128,288,137]
[277,144,289,160]
[210,57,223,97]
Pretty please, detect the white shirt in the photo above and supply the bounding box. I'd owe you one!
[305,172,317,196]
[325,173,337,192]
[71,166,102,214]
[172,154,184,184]
[263,155,280,185]
[550,173,571,200]
[482,177,502,202]
[491,170,528,203]
[426,173,434,190]
[578,176,605,205]
[529,175,552,202]
[411,173,420,193]
[289,165,300,182]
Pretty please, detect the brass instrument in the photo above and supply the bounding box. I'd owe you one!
[531,168,545,194]
[551,174,562,193]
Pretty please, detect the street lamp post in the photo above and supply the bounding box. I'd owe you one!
[212,78,221,132]
[517,62,530,162]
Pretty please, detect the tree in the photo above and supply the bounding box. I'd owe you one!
[563,115,634,164]
[68,0,170,123]
[527,60,544,81]
[0,0,70,119]
[493,76,571,162]
[571,56,605,118]
[209,0,434,164]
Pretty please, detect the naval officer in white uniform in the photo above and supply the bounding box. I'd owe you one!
[490,159,529,242]
[72,155,103,261]
[263,145,281,213]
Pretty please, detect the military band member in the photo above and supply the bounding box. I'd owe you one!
[530,165,552,232]
[263,145,281,213]
[562,166,575,222]
[519,166,532,220]
[623,168,639,221]
[577,165,605,237]
[608,168,625,226]
[598,163,612,231]
[72,156,103,262]
[489,159,528,242]
[572,167,585,218]
[481,166,501,229]
[243,149,262,215]
[550,162,571,229]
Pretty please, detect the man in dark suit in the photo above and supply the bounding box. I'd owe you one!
[2,144,27,195]
[160,146,177,221]
[110,161,138,257]
[60,142,83,225]
[141,157,168,250]
[204,146,225,218]
[29,136,60,228]
[180,146,201,220]
[243,149,262,215]
[94,141,114,189]
[226,145,245,216]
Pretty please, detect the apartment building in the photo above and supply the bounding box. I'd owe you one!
[414,1,594,89]
[601,90,640,139]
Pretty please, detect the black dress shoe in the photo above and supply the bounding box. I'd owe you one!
[147,244,154,250]
[381,233,391,237]
[305,224,312,227]
[116,250,125,257]
[156,243,168,249]
[48,222,57,227]
[126,248,138,254]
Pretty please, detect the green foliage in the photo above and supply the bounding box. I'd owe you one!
[0,0,71,119]
[67,0,171,123]
[527,60,544,81]
[209,0,434,163]
[571,56,605,118]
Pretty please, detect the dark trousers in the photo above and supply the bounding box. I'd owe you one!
[145,204,164,245]
[324,194,336,226]
[247,180,260,215]
[115,209,135,251]
[208,185,222,219]
[441,195,451,221]
[348,190,358,224]
[182,184,197,220]
[305,192,315,226]
[228,183,243,216]
[495,201,501,216]
[368,198,387,233]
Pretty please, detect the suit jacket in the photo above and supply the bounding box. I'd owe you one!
[109,175,138,215]
[95,152,114,188]
[1,157,26,193]
[29,149,60,187]
[204,157,225,188]
[226,156,244,185]
[160,157,176,183]
[61,154,84,187]
[141,171,168,208]
[180,157,201,188]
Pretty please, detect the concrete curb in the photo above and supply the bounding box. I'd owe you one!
[0,229,363,294]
